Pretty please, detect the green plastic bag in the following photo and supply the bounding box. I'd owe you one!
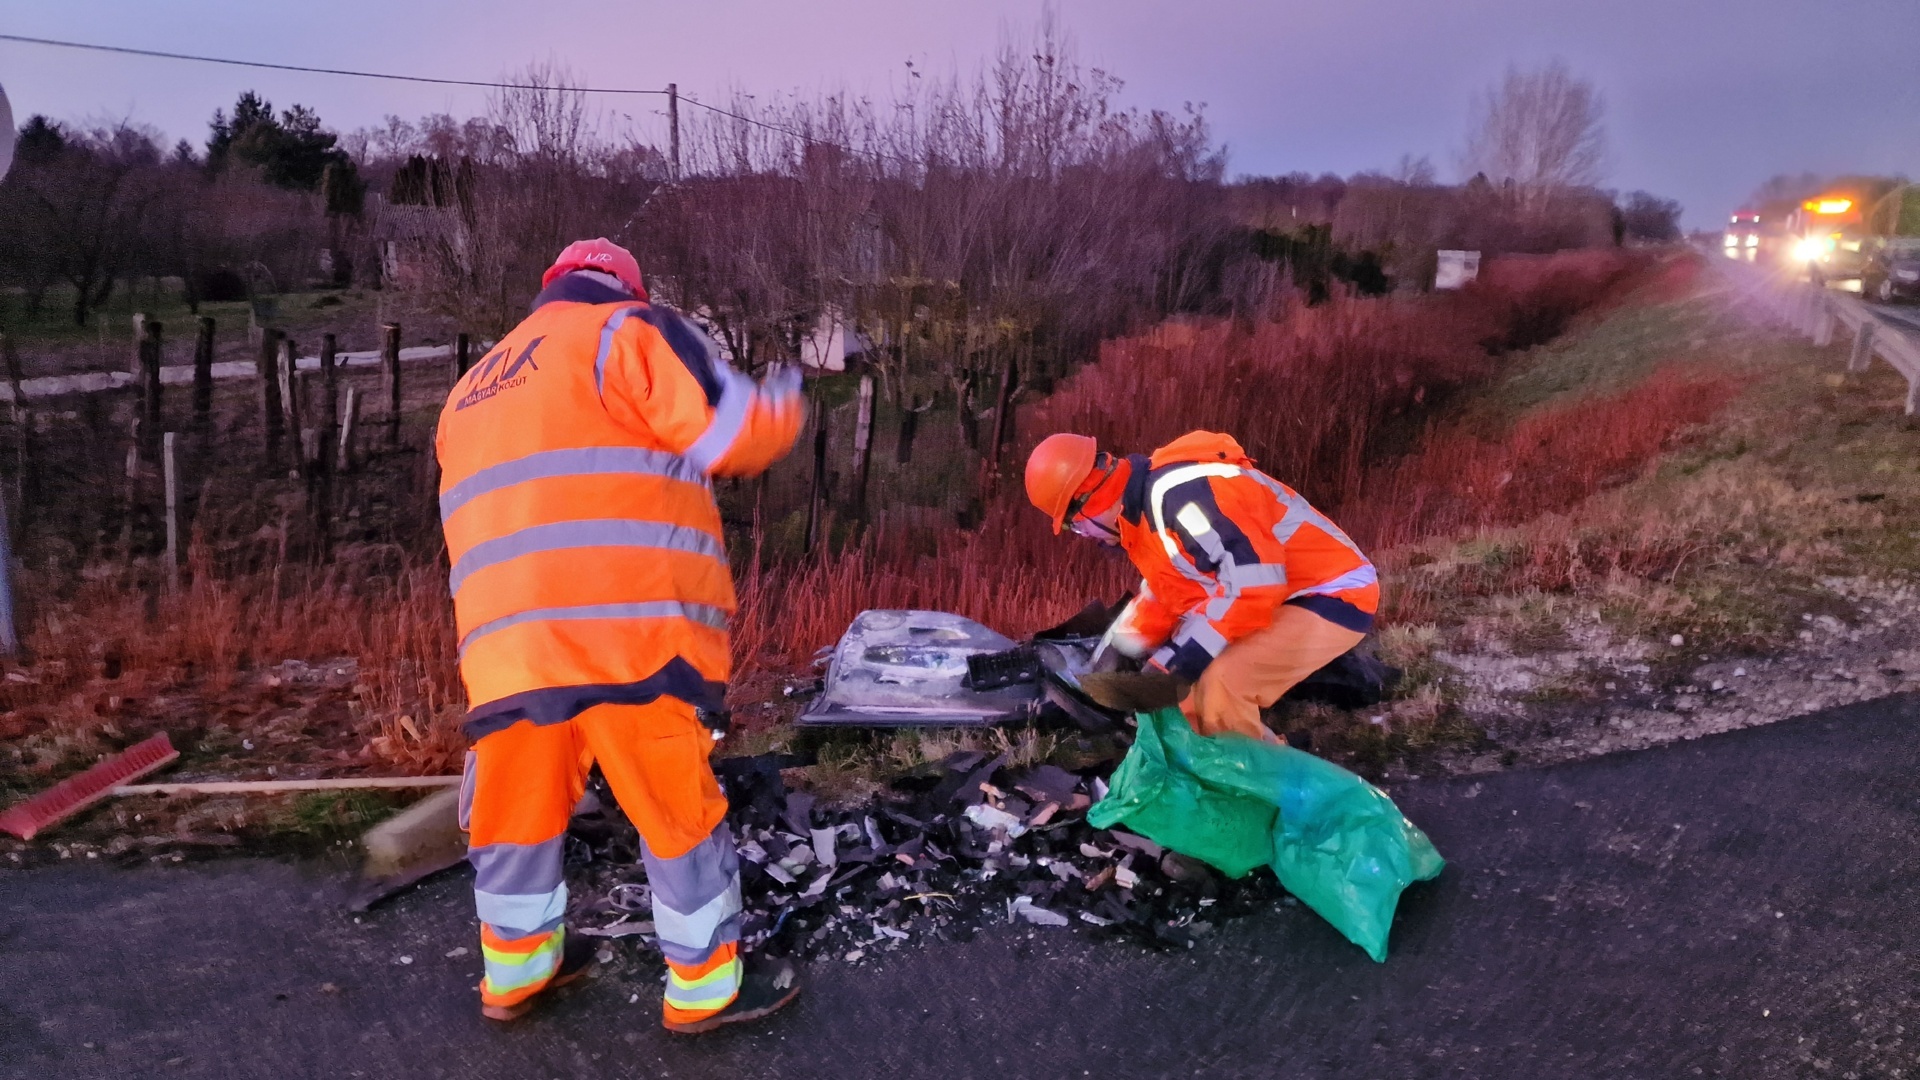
[1088,707,1444,962]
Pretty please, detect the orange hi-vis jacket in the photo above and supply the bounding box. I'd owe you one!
[436,272,803,739]
[1108,431,1377,682]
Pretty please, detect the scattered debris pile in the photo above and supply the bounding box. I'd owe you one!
[565,749,1291,964]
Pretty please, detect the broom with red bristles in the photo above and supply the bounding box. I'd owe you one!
[0,733,179,841]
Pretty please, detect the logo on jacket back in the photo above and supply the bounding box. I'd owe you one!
[454,336,544,411]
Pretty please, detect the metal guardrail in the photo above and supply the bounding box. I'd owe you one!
[1719,260,1920,415]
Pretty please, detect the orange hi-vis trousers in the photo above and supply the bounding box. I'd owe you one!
[461,698,744,1024]
[1181,603,1368,742]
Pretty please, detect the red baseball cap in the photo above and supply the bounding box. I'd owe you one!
[543,238,646,298]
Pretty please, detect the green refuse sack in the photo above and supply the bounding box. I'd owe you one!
[1088,707,1444,962]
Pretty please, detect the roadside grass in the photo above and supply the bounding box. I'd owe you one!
[1355,274,1920,774]
[102,788,414,853]
[279,789,407,842]
[0,280,445,377]
[18,254,1920,810]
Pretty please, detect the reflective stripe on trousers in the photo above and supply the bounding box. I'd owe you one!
[649,822,744,966]
[663,941,742,1019]
[481,924,566,1003]
[652,824,744,1020]
[472,833,569,1006]
[472,834,568,934]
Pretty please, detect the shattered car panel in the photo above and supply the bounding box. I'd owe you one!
[794,603,1393,731]
[797,611,1044,727]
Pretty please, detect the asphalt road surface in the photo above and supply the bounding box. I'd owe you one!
[4,695,1918,1079]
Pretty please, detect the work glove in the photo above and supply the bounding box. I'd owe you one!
[761,362,803,402]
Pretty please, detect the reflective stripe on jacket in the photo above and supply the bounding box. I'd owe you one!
[436,272,803,738]
[1113,430,1377,682]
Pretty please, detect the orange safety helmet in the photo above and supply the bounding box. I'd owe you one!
[1025,433,1100,534]
[543,237,647,299]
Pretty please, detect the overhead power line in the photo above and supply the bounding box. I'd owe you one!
[0,32,903,161]
[0,33,664,95]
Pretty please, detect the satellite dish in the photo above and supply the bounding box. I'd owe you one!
[0,83,14,182]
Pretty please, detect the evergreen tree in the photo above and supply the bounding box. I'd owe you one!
[204,91,361,202]
[15,115,68,166]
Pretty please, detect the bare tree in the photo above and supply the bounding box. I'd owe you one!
[5,120,166,325]
[393,63,658,334]
[1462,61,1606,215]
[1619,190,1682,243]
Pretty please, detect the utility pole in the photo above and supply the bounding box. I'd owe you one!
[668,83,681,182]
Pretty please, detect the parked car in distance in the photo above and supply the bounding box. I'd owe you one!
[1865,237,1920,303]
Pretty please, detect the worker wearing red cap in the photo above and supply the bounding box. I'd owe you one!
[1025,430,1377,742]
[437,238,805,1031]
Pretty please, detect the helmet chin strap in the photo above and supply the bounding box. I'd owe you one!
[1070,500,1122,543]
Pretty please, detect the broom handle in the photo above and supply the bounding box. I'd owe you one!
[114,777,461,796]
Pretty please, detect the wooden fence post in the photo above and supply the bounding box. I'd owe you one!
[956,369,980,451]
[0,479,16,656]
[382,323,402,447]
[896,394,923,465]
[849,374,875,519]
[192,316,215,435]
[121,437,138,563]
[804,404,830,554]
[312,348,336,563]
[2,330,24,423]
[2,331,28,506]
[319,332,340,456]
[985,352,1020,474]
[138,318,163,462]
[337,385,360,474]
[258,328,285,462]
[163,431,179,592]
[280,338,305,478]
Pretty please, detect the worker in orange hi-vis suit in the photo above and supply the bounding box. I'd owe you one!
[436,239,805,1032]
[1024,430,1377,743]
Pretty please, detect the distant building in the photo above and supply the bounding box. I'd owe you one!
[1435,250,1482,290]
[371,156,474,289]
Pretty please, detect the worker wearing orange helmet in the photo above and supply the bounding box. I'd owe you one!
[1026,430,1377,742]
[437,239,805,1031]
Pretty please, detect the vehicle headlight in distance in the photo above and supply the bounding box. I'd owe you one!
[1745,235,1759,247]
[1793,237,1825,262]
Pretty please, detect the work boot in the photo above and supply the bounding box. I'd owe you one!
[480,934,600,1022]
[662,955,802,1034]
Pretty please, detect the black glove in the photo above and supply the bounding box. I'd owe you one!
[696,706,733,737]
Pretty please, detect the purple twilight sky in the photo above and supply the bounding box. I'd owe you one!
[1,0,1916,228]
